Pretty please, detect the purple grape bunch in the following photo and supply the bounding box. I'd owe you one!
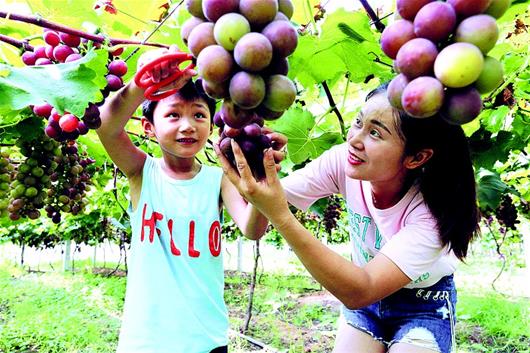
[381,0,509,124]
[21,29,129,142]
[183,0,298,178]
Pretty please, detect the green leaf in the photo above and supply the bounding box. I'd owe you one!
[112,21,134,36]
[289,10,393,87]
[503,53,526,77]
[472,130,522,168]
[78,132,112,167]
[462,115,482,137]
[511,110,530,143]
[271,107,343,164]
[289,35,346,86]
[15,115,46,142]
[482,106,510,133]
[0,49,108,122]
[476,168,511,210]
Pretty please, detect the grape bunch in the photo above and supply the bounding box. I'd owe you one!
[182,0,298,178]
[494,194,519,230]
[0,150,15,218]
[7,136,62,221]
[381,0,510,124]
[45,143,94,224]
[21,29,129,141]
[323,195,341,235]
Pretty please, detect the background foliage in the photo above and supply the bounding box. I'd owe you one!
[0,0,528,251]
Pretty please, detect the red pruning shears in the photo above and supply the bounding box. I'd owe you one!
[134,52,195,101]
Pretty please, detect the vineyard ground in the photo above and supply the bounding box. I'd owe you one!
[0,240,528,352]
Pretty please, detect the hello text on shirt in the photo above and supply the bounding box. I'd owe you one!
[140,203,222,258]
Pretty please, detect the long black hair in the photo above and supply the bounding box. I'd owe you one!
[367,83,480,260]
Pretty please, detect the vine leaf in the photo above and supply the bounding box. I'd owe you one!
[78,133,110,167]
[270,107,343,164]
[476,168,517,210]
[289,9,392,87]
[0,49,108,123]
[472,130,523,168]
[337,22,366,43]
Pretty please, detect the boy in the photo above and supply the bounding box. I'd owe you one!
[96,47,269,353]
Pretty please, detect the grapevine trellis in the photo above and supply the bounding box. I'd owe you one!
[0,0,527,292]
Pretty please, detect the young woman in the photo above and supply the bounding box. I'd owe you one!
[216,83,480,353]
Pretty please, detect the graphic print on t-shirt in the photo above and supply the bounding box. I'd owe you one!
[140,203,222,258]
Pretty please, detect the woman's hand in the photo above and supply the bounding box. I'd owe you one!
[214,140,291,224]
[262,127,288,169]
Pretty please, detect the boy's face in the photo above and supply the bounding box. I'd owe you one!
[144,94,212,160]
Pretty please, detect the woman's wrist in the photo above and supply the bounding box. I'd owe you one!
[268,208,297,234]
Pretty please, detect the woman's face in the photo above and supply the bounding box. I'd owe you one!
[345,93,409,185]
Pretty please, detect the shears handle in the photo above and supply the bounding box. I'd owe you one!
[134,52,195,101]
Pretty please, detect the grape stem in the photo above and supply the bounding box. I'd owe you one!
[322,81,346,140]
[0,34,33,51]
[484,220,508,294]
[315,0,385,142]
[0,11,169,49]
[112,165,128,215]
[122,1,183,62]
[368,51,394,68]
[357,0,385,33]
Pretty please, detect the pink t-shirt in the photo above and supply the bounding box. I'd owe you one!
[281,143,458,289]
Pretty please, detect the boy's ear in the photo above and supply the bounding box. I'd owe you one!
[141,117,156,138]
[404,148,433,170]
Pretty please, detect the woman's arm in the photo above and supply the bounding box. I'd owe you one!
[216,141,411,308]
[221,174,269,240]
[220,131,288,240]
[271,211,410,308]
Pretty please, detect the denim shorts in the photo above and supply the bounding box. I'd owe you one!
[341,275,457,353]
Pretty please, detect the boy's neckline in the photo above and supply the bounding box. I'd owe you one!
[157,158,204,182]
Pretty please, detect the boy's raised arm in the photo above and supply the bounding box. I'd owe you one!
[97,46,195,179]
[96,81,147,179]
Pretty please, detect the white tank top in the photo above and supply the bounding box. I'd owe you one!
[117,156,227,353]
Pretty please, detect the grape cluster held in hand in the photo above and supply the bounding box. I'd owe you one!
[183,0,297,179]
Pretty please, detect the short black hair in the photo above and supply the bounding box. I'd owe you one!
[141,78,216,124]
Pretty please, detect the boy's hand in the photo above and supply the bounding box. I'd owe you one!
[136,45,197,93]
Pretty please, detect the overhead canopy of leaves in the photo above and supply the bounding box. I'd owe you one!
[289,9,393,87]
